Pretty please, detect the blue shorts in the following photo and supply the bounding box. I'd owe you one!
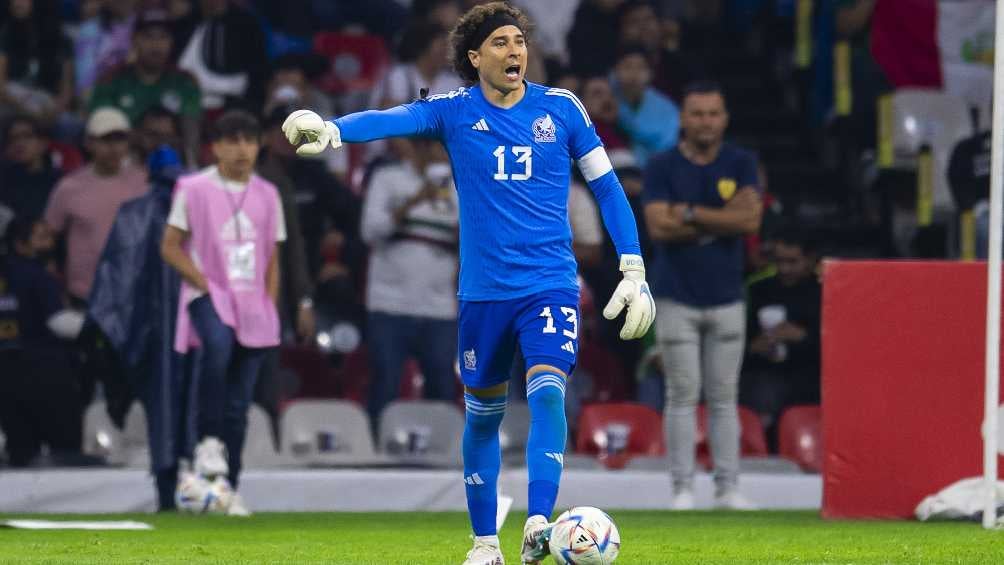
[458,288,580,389]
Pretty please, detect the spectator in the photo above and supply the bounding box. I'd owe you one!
[0,0,74,124]
[740,227,821,449]
[87,146,184,509]
[74,0,138,97]
[370,20,462,165]
[161,110,283,513]
[617,0,697,104]
[611,43,679,167]
[580,74,635,171]
[567,0,626,76]
[261,54,345,181]
[410,0,462,31]
[89,9,202,166]
[642,81,762,510]
[0,115,63,224]
[0,217,83,467]
[360,137,458,423]
[835,0,888,149]
[256,105,318,426]
[263,53,333,119]
[134,104,182,162]
[514,0,578,64]
[44,106,147,427]
[269,121,362,286]
[258,106,316,343]
[375,20,461,108]
[44,107,147,305]
[175,0,268,113]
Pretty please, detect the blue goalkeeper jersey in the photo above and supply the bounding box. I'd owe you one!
[335,81,640,301]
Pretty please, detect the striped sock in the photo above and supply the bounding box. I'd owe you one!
[526,372,567,518]
[463,393,506,535]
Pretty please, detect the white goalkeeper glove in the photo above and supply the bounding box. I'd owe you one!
[282,109,341,156]
[603,254,656,340]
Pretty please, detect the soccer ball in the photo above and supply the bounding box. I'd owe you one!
[175,472,234,514]
[548,506,621,565]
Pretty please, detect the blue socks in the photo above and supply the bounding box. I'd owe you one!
[463,392,506,536]
[526,372,567,519]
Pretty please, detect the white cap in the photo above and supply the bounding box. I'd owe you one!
[86,107,131,137]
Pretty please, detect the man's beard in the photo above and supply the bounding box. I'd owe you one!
[690,135,717,152]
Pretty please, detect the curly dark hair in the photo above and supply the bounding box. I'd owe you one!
[449,2,532,84]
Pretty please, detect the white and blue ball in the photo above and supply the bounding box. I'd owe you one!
[175,472,234,514]
[548,506,621,565]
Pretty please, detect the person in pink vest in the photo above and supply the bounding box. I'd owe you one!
[160,110,284,515]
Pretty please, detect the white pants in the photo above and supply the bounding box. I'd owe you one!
[656,298,745,493]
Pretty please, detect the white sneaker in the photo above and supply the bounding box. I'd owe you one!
[194,437,229,478]
[463,536,504,565]
[670,488,695,510]
[226,492,252,517]
[520,515,552,564]
[714,490,757,510]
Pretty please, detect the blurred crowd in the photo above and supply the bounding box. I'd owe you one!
[0,0,991,478]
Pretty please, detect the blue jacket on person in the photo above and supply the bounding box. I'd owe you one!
[87,146,195,473]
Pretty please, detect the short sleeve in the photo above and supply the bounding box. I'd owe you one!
[738,150,760,191]
[273,190,287,242]
[641,153,673,204]
[166,190,188,231]
[43,182,70,233]
[549,89,602,160]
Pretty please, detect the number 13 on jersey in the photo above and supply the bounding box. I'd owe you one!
[493,145,532,181]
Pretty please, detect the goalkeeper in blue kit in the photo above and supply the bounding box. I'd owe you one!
[282,3,654,564]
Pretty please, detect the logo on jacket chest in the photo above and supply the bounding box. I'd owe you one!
[532,114,556,143]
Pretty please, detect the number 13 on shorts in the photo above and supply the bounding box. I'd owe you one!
[539,305,578,355]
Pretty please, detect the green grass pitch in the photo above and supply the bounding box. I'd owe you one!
[1,510,1002,564]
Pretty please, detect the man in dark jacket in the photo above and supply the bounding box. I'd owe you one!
[87,146,188,510]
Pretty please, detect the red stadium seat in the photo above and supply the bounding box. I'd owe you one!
[695,404,769,470]
[778,405,823,472]
[313,32,390,95]
[576,402,665,469]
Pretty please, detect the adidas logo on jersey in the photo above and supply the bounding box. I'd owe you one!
[561,341,574,354]
[471,118,490,131]
[545,452,564,466]
[465,473,485,485]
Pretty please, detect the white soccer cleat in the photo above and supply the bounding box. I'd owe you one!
[463,536,505,565]
[670,488,695,510]
[193,436,229,479]
[713,489,757,510]
[520,515,552,564]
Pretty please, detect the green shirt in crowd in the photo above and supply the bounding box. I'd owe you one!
[88,66,201,123]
